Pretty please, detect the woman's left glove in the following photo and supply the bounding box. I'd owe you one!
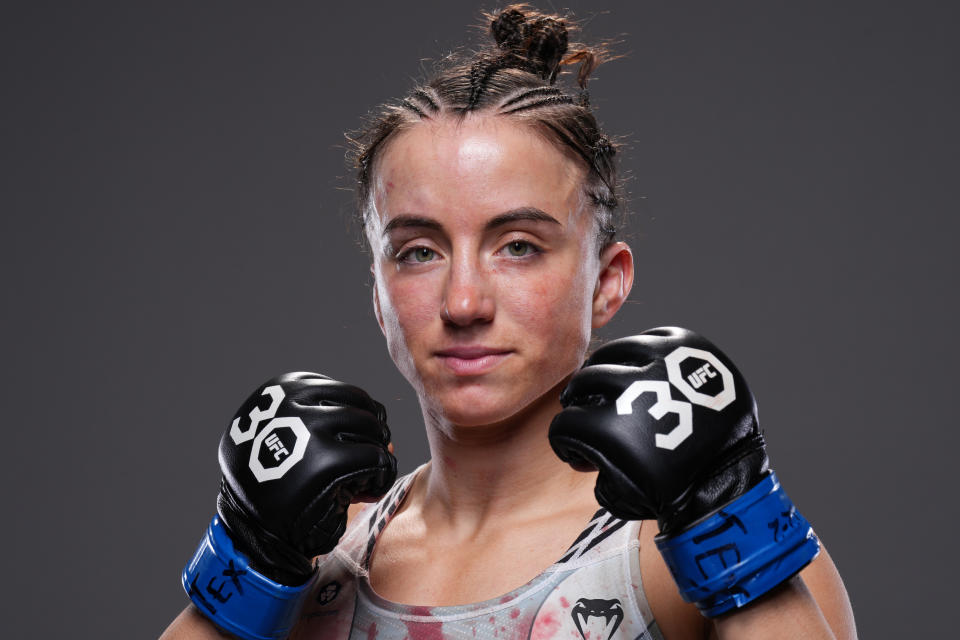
[549,327,820,616]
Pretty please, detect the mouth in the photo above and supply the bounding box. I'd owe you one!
[434,346,512,376]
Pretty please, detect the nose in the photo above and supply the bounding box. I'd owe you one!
[441,255,495,327]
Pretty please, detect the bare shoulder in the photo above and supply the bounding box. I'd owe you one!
[638,520,711,639]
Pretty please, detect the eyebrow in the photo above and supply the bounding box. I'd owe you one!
[382,215,442,236]
[484,208,562,231]
[381,207,561,236]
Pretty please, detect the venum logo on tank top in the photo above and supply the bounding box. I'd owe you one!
[571,597,624,640]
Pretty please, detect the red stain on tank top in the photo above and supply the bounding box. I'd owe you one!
[559,596,570,608]
[511,611,539,640]
[366,621,378,640]
[529,610,561,640]
[402,607,444,640]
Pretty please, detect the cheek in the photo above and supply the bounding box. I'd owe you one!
[502,263,594,351]
[377,272,438,355]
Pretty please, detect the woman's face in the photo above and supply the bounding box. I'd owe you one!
[367,115,631,427]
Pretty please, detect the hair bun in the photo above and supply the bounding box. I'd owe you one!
[490,6,569,83]
[491,7,528,49]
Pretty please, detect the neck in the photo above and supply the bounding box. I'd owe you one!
[415,380,597,533]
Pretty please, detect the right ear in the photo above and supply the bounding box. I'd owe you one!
[371,265,386,336]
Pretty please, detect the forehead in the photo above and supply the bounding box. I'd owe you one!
[372,115,586,226]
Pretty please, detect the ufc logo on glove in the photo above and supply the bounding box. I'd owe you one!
[615,346,736,450]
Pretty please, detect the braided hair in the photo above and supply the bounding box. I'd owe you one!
[350,4,620,252]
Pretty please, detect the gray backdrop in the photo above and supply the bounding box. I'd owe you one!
[2,1,956,638]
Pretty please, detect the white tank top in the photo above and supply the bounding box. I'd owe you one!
[290,468,664,640]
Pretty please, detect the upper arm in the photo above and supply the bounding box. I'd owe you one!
[795,539,858,639]
[639,520,712,639]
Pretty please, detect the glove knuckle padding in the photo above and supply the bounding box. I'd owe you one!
[322,406,392,445]
[584,326,689,368]
[553,327,769,534]
[289,377,385,419]
[560,364,648,406]
[217,371,397,580]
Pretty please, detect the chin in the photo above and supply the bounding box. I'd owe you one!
[427,389,516,427]
[426,379,566,429]
[439,406,520,428]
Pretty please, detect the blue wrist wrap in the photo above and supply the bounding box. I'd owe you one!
[655,473,820,617]
[182,516,315,640]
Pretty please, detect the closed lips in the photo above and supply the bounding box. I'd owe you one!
[435,346,511,358]
[434,347,512,375]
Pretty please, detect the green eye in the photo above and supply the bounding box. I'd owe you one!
[412,247,435,262]
[506,241,534,257]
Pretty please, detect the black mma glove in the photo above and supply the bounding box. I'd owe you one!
[183,372,397,639]
[549,327,818,616]
[549,327,766,536]
[217,371,397,584]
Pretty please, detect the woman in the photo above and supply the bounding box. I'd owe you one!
[163,6,856,639]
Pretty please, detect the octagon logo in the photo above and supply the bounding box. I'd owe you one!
[248,416,311,483]
[664,346,736,411]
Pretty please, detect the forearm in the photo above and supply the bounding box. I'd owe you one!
[160,605,236,640]
[712,576,837,640]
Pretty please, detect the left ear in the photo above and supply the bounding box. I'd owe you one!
[591,241,634,329]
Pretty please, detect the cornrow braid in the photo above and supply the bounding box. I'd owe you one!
[349,4,622,251]
[500,86,564,109]
[401,88,441,118]
[400,98,428,119]
[501,94,575,115]
[411,88,440,113]
[466,55,510,111]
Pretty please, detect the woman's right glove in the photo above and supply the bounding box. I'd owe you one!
[183,372,397,640]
